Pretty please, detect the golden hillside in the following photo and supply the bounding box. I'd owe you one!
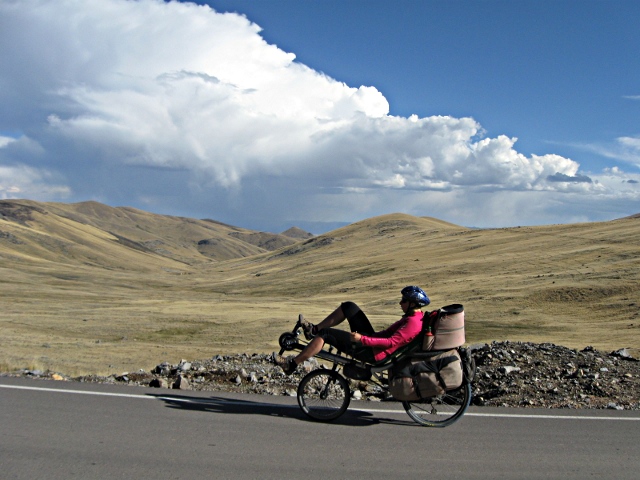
[0,199,300,269]
[1,200,638,375]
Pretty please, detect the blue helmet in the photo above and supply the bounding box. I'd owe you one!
[401,285,430,307]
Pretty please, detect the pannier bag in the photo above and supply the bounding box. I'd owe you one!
[388,349,463,401]
[423,304,465,351]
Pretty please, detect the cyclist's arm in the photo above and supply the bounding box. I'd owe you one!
[360,314,422,349]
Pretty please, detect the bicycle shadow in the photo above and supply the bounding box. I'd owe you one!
[149,392,414,427]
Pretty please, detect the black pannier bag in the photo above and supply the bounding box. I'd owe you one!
[459,346,476,383]
[388,349,463,401]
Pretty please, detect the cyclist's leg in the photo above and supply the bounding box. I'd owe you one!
[292,327,350,364]
[340,303,376,361]
[312,302,375,334]
[314,305,347,330]
[292,327,375,366]
[292,336,326,365]
[316,327,375,361]
[341,302,375,335]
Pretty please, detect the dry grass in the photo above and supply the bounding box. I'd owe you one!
[1,200,638,375]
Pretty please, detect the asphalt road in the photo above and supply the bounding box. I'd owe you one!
[1,377,639,479]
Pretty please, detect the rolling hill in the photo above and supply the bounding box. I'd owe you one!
[0,199,306,270]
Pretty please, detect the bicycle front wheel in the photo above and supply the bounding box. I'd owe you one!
[297,369,350,422]
[403,382,471,427]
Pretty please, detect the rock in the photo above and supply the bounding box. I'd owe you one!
[172,376,191,390]
[611,348,635,360]
[300,361,314,373]
[499,366,521,375]
[149,378,168,388]
[51,373,64,381]
[154,362,172,375]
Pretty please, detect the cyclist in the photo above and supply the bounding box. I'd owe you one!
[273,286,430,375]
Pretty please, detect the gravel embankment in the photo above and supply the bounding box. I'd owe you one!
[6,341,639,410]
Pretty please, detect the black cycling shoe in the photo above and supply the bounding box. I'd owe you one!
[272,353,297,375]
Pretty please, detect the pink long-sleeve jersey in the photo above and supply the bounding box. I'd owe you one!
[360,310,424,361]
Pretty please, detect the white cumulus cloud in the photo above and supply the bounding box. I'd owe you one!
[0,0,637,231]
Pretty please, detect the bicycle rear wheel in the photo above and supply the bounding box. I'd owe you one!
[402,382,471,427]
[297,369,350,422]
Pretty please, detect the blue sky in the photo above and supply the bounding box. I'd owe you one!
[1,0,639,233]
[208,0,639,172]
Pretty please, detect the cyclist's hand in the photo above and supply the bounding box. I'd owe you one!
[350,331,362,343]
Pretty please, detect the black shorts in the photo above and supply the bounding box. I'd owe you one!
[316,302,376,363]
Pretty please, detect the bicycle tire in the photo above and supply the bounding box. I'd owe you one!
[402,382,471,427]
[297,369,351,422]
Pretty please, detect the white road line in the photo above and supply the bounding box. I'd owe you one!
[367,409,640,421]
[2,384,639,421]
[463,412,640,420]
[0,383,157,399]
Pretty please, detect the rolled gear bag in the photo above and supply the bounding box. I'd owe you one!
[423,304,465,351]
[389,349,463,401]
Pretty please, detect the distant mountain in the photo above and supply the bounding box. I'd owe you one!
[280,226,314,240]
